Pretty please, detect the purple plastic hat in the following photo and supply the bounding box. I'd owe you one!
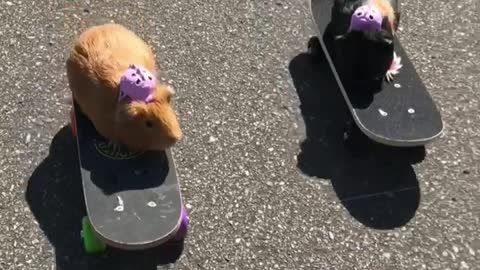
[349,4,383,32]
[119,64,156,102]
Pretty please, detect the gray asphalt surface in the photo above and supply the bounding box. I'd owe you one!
[1,0,479,269]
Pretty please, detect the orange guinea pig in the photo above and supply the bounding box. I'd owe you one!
[66,23,182,152]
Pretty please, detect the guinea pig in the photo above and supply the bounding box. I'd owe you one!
[66,23,182,152]
[325,0,401,85]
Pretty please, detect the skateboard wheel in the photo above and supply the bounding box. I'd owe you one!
[81,216,106,254]
[170,206,188,242]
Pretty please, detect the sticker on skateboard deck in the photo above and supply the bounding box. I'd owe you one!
[69,102,188,253]
[308,0,443,147]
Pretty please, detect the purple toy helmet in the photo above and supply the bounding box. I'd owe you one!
[349,4,383,32]
[118,64,156,103]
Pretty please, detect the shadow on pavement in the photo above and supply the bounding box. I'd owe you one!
[25,125,183,270]
[288,38,424,229]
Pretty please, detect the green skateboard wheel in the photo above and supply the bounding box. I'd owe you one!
[81,216,106,253]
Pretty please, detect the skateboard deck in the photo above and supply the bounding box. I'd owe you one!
[70,102,187,252]
[309,0,443,147]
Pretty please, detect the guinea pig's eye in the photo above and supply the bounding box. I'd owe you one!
[145,120,154,128]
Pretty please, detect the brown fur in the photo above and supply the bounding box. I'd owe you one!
[367,0,398,33]
[66,23,182,151]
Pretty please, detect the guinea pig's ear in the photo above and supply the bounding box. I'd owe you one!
[163,85,174,103]
[166,85,175,95]
[119,101,147,121]
[381,16,393,34]
[393,11,401,32]
[157,84,174,103]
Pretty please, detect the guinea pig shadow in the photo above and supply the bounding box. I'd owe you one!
[25,125,184,270]
[288,38,424,229]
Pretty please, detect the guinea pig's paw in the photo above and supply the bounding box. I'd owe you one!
[385,68,399,82]
[385,71,394,82]
[385,51,402,83]
[392,51,402,69]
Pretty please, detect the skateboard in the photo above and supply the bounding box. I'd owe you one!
[69,101,188,254]
[308,0,443,147]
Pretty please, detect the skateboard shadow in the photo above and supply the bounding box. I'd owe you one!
[288,39,425,229]
[25,125,185,270]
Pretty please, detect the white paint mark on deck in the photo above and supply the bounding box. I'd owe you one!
[114,196,124,212]
[147,201,157,207]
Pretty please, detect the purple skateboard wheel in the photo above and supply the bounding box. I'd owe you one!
[170,205,188,241]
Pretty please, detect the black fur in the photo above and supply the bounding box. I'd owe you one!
[324,0,395,87]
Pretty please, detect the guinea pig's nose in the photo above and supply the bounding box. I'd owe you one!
[168,126,182,143]
[162,118,182,147]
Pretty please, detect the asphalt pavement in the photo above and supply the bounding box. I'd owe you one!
[0,0,479,269]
